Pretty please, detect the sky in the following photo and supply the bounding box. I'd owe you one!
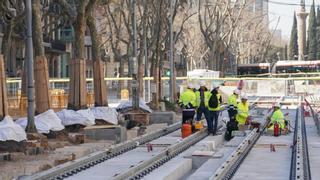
[269,0,315,40]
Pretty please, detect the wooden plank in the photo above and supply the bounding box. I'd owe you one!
[74,60,80,109]
[0,55,4,118]
[79,59,87,108]
[34,56,51,113]
[68,59,75,108]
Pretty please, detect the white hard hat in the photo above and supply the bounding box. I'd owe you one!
[187,82,194,89]
[200,80,206,87]
[274,102,281,107]
[241,94,248,100]
[233,89,240,95]
[212,84,219,90]
[194,83,200,90]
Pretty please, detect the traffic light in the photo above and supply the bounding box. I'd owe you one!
[165,70,171,77]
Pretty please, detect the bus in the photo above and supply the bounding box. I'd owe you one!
[274,60,320,73]
[237,60,320,76]
[237,63,270,76]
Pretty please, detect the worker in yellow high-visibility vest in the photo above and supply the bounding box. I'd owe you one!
[208,85,222,135]
[268,103,285,130]
[236,94,250,126]
[227,89,240,121]
[195,81,211,122]
[179,82,197,124]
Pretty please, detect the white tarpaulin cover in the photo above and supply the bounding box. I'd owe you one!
[16,109,65,134]
[91,107,118,125]
[116,98,152,113]
[0,116,26,142]
[56,109,95,126]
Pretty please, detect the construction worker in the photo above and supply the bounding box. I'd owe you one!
[228,89,240,107]
[195,81,210,122]
[178,82,197,124]
[236,94,250,126]
[208,85,222,135]
[227,89,240,120]
[268,103,285,130]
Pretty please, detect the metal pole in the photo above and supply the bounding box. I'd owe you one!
[131,0,139,109]
[169,0,175,103]
[143,0,149,102]
[25,0,36,133]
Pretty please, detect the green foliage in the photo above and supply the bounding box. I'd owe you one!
[316,6,320,59]
[307,0,318,60]
[289,12,298,60]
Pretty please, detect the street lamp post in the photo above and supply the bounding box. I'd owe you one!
[131,0,139,109]
[169,0,175,103]
[25,0,36,133]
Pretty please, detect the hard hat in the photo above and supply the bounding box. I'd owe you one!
[194,83,200,90]
[200,80,206,87]
[241,94,248,100]
[187,82,193,89]
[274,102,281,107]
[212,84,219,89]
[233,89,240,95]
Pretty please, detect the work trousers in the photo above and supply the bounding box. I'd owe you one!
[196,106,210,121]
[182,109,195,124]
[208,110,220,134]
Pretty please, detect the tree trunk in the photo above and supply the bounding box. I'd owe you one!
[1,21,13,67]
[68,0,88,110]
[0,55,8,120]
[87,9,108,107]
[32,0,51,114]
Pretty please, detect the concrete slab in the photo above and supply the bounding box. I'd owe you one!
[232,134,293,180]
[144,158,192,180]
[84,126,127,143]
[149,111,176,125]
[187,137,246,180]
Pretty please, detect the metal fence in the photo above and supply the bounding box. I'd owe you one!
[5,77,320,118]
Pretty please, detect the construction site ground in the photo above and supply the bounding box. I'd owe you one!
[0,123,167,180]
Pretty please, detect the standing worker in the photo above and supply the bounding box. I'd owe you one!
[208,85,222,135]
[268,103,285,133]
[225,89,240,140]
[227,89,240,119]
[178,82,197,124]
[236,94,250,128]
[195,81,210,122]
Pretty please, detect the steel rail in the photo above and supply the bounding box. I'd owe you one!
[301,108,312,180]
[113,128,209,180]
[209,108,273,180]
[23,122,181,180]
[290,107,311,180]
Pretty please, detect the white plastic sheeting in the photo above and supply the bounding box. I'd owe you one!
[91,107,118,125]
[16,109,65,134]
[0,116,26,142]
[56,109,95,126]
[117,98,152,113]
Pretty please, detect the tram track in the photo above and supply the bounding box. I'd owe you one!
[24,122,182,180]
[210,101,312,180]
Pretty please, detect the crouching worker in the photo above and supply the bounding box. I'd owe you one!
[179,83,197,125]
[268,103,286,136]
[236,94,250,130]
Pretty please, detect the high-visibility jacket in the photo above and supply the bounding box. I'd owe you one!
[195,90,211,108]
[236,102,249,125]
[208,93,221,111]
[179,89,197,108]
[269,109,285,129]
[228,94,238,107]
